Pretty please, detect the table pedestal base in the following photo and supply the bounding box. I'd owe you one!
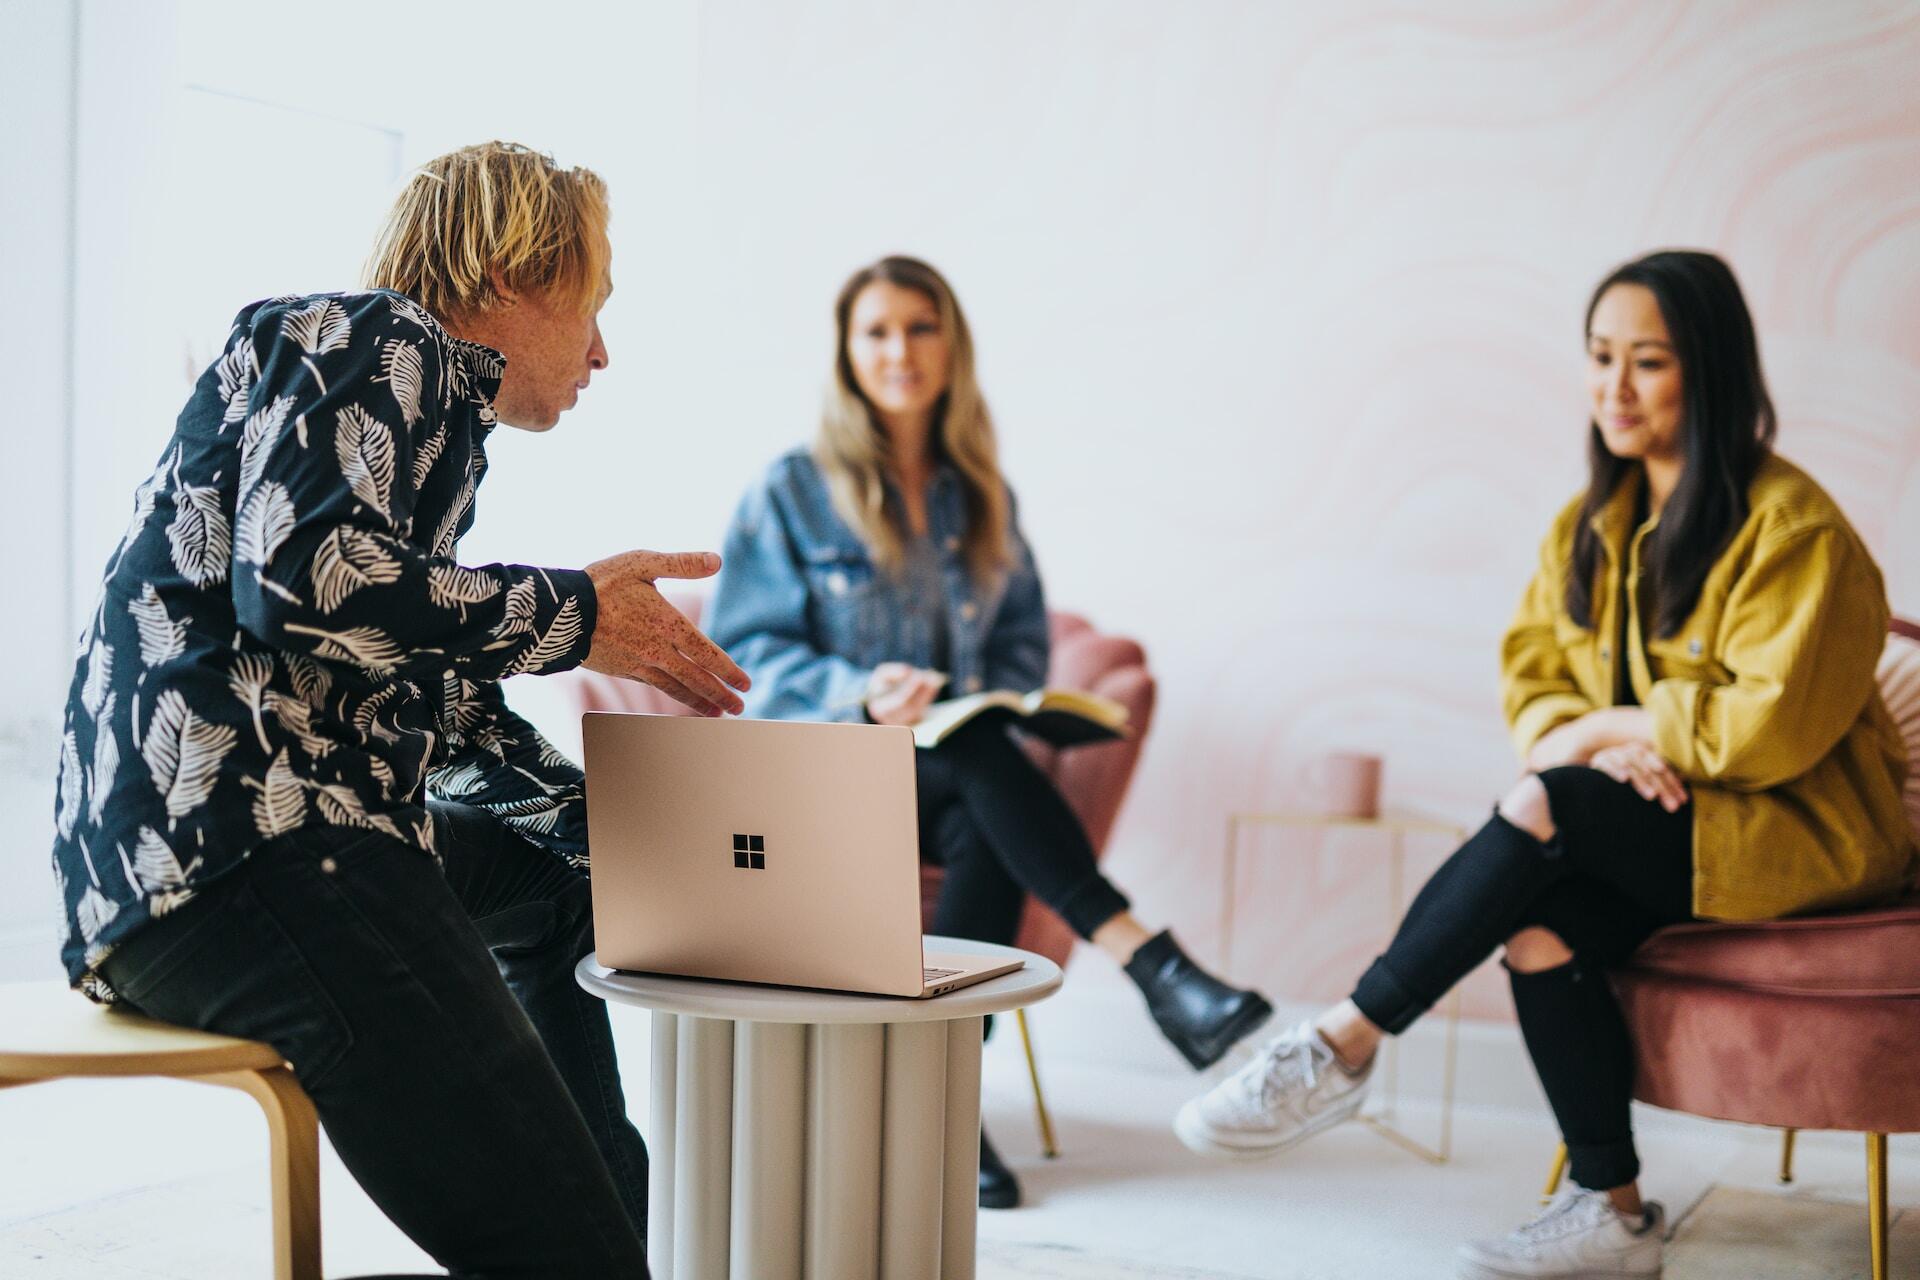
[647,1011,985,1280]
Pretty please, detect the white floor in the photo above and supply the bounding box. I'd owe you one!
[3,957,1916,1278]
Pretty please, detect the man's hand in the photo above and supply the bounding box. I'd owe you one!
[1590,742,1690,812]
[580,551,750,717]
[864,663,946,727]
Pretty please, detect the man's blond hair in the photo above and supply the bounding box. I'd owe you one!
[363,141,609,319]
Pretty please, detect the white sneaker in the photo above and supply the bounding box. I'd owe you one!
[1456,1188,1665,1279]
[1173,1019,1372,1158]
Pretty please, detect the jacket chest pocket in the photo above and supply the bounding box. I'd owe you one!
[804,549,888,659]
[1645,596,1728,683]
[1553,617,1605,699]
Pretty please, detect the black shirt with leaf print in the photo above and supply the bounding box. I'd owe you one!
[52,289,599,1000]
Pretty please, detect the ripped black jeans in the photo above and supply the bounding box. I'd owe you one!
[1350,766,1695,1191]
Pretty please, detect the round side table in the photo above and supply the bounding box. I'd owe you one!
[576,936,1061,1280]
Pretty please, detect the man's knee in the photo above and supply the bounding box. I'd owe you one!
[1498,774,1556,843]
[1504,926,1574,973]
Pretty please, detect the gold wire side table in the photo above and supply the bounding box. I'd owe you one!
[1221,809,1467,1165]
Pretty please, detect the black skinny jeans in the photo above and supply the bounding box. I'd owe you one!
[916,718,1130,945]
[99,802,651,1280]
[1350,765,1695,1191]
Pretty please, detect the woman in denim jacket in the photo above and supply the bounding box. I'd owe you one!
[707,256,1272,1208]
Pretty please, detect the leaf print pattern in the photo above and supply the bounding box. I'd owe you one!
[506,596,584,676]
[311,526,405,613]
[81,642,114,718]
[237,394,296,499]
[52,861,71,950]
[142,689,237,821]
[128,584,187,667]
[427,564,502,618]
[236,481,296,567]
[411,423,448,490]
[261,689,333,760]
[56,730,84,840]
[285,652,333,707]
[120,448,177,555]
[55,289,593,1000]
[248,749,305,838]
[378,337,425,427]
[216,336,255,427]
[430,475,475,558]
[283,622,407,673]
[76,885,119,947]
[334,403,396,519]
[229,653,274,752]
[280,298,352,355]
[494,579,537,641]
[88,695,119,826]
[166,482,233,588]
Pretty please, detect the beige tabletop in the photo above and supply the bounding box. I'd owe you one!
[576,935,1061,1024]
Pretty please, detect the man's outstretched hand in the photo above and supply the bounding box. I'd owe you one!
[580,550,750,717]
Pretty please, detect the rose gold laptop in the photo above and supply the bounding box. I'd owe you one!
[581,712,1023,998]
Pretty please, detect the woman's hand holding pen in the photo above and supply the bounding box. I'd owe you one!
[864,662,947,727]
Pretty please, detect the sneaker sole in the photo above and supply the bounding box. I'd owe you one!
[1172,1097,1356,1161]
[1456,1260,1660,1280]
[1451,1266,1651,1274]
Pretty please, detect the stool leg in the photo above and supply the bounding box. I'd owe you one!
[1778,1127,1797,1185]
[207,1067,321,1280]
[1867,1132,1888,1280]
[1541,1142,1568,1205]
[1014,1009,1059,1159]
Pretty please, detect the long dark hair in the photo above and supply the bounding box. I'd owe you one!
[1566,251,1777,638]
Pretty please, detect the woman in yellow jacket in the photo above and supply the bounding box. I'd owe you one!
[1176,250,1913,1280]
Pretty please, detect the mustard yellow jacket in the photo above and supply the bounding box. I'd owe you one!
[1501,454,1914,921]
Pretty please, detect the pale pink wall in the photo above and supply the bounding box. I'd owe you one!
[643,2,1920,1022]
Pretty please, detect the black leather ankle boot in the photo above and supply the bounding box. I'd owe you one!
[978,1127,1021,1209]
[1124,930,1274,1070]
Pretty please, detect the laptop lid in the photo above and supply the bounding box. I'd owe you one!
[582,713,927,997]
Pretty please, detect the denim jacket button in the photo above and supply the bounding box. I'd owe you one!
[943,535,960,553]
[963,676,983,693]
[959,601,978,622]
[825,570,849,596]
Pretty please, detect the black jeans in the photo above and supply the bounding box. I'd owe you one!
[916,718,1130,945]
[1349,766,1695,1191]
[99,802,650,1280]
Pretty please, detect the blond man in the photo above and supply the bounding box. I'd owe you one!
[50,141,740,1277]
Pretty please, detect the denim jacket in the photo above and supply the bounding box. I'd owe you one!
[707,448,1050,723]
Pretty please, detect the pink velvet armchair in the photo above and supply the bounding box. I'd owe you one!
[555,596,1158,1156]
[1544,617,1920,1280]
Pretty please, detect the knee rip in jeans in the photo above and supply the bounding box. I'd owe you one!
[1503,926,1576,974]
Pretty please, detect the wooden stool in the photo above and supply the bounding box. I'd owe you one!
[0,981,320,1280]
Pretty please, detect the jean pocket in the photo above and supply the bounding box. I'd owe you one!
[99,877,358,1091]
[99,879,244,1010]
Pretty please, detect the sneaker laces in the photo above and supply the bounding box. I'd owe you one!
[1505,1191,1614,1250]
[1220,1028,1324,1119]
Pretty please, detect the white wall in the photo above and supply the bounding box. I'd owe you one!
[1,0,79,979]
[5,1,1918,1011]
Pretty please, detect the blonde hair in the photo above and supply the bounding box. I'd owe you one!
[362,141,609,319]
[816,256,1011,581]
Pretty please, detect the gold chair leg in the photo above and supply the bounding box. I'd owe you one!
[1867,1132,1888,1280]
[1778,1127,1797,1184]
[1015,1008,1059,1159]
[1541,1142,1568,1204]
[206,1066,322,1280]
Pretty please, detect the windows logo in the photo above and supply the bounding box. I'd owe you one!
[733,834,767,870]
